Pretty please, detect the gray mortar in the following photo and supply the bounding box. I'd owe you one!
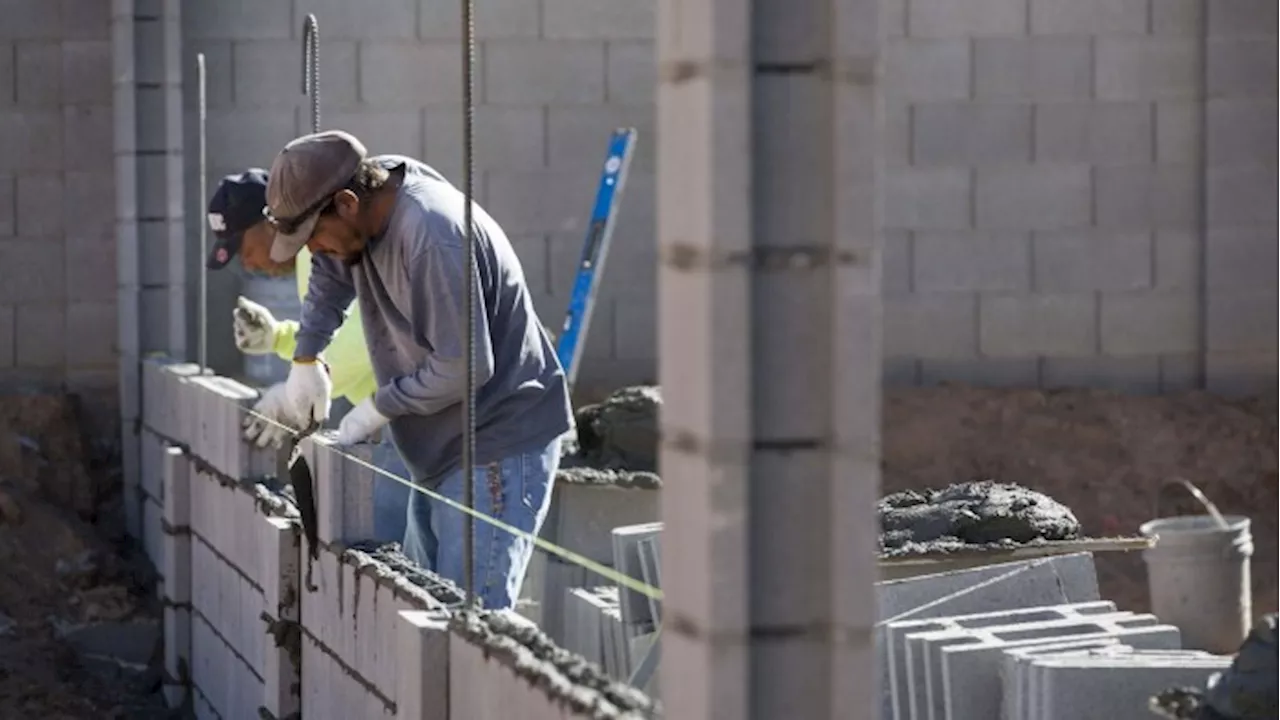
[449,609,659,719]
[877,480,1081,553]
[345,541,466,609]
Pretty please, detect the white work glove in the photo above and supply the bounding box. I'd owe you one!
[232,296,278,355]
[334,397,391,446]
[284,359,332,428]
[241,382,300,449]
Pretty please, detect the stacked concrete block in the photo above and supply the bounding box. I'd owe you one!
[296,433,378,548]
[530,483,660,638]
[610,522,662,643]
[942,622,1184,720]
[884,601,1117,719]
[1001,638,1125,720]
[185,375,274,481]
[563,586,632,681]
[161,445,192,708]
[1024,650,1231,720]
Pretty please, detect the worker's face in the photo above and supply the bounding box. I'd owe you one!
[307,189,367,266]
[239,221,295,277]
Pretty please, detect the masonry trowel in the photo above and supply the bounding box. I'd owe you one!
[285,421,322,560]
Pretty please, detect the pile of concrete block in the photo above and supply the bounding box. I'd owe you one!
[876,551,1231,720]
[523,481,659,643]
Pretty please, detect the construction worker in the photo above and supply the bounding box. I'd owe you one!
[263,131,572,610]
[204,168,413,549]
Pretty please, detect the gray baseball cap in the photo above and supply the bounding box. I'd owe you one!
[265,130,367,262]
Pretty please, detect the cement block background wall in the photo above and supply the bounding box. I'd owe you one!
[1,0,1276,427]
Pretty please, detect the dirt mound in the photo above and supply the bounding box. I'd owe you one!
[879,481,1081,553]
[0,393,164,718]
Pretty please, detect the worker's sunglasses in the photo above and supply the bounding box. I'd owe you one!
[263,176,357,235]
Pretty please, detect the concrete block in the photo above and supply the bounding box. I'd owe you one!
[1001,638,1123,720]
[913,231,1031,292]
[61,40,112,104]
[0,306,13,369]
[1208,98,1278,167]
[543,0,653,39]
[486,168,597,235]
[1151,0,1204,36]
[15,304,66,368]
[611,522,662,636]
[308,434,377,544]
[143,497,165,570]
[975,38,1091,101]
[359,42,468,106]
[15,172,64,236]
[975,166,1091,231]
[65,236,117,303]
[913,102,1030,166]
[884,39,970,101]
[908,0,1026,37]
[944,624,1184,720]
[233,39,358,108]
[1207,38,1277,97]
[1207,0,1275,38]
[606,41,655,104]
[0,112,62,173]
[161,446,191,601]
[398,610,451,720]
[1032,231,1153,292]
[139,429,166,500]
[1041,356,1162,393]
[1035,101,1154,164]
[0,239,65,305]
[1206,227,1278,291]
[15,42,61,106]
[163,606,191,707]
[1206,291,1279,353]
[1207,163,1276,227]
[1096,37,1202,101]
[979,294,1097,357]
[883,167,970,230]
[419,0,540,39]
[183,0,291,39]
[260,516,300,717]
[1029,0,1149,34]
[1100,291,1199,355]
[883,601,1118,720]
[1096,164,1200,231]
[1157,101,1203,163]
[484,40,606,105]
[425,104,548,173]
[1033,654,1231,720]
[295,0,417,38]
[882,294,978,357]
[907,613,1162,720]
[539,557,590,645]
[544,484,660,566]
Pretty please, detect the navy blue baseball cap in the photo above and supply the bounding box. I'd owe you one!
[206,169,270,270]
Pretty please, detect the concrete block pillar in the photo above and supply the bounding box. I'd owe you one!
[656,0,883,717]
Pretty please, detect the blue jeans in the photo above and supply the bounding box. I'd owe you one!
[370,439,412,545]
[402,437,561,610]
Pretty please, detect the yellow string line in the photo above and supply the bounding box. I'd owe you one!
[221,390,664,602]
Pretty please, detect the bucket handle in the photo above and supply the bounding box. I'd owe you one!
[1154,477,1229,529]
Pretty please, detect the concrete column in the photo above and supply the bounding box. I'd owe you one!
[656,0,882,717]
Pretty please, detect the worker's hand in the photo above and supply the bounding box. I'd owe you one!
[232,296,278,355]
[334,398,391,447]
[284,359,332,427]
[242,383,300,449]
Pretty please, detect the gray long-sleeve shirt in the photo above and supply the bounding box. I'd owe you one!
[294,155,573,484]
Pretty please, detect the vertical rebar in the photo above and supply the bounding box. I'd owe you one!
[197,53,208,370]
[302,15,320,134]
[461,0,478,607]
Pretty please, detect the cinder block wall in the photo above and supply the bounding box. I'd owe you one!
[880,0,1276,395]
[0,0,119,432]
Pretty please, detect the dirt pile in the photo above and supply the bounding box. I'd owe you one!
[0,393,165,718]
[878,481,1081,554]
[1150,613,1278,720]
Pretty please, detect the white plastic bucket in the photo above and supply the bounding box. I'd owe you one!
[1140,514,1253,654]
[240,275,301,386]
